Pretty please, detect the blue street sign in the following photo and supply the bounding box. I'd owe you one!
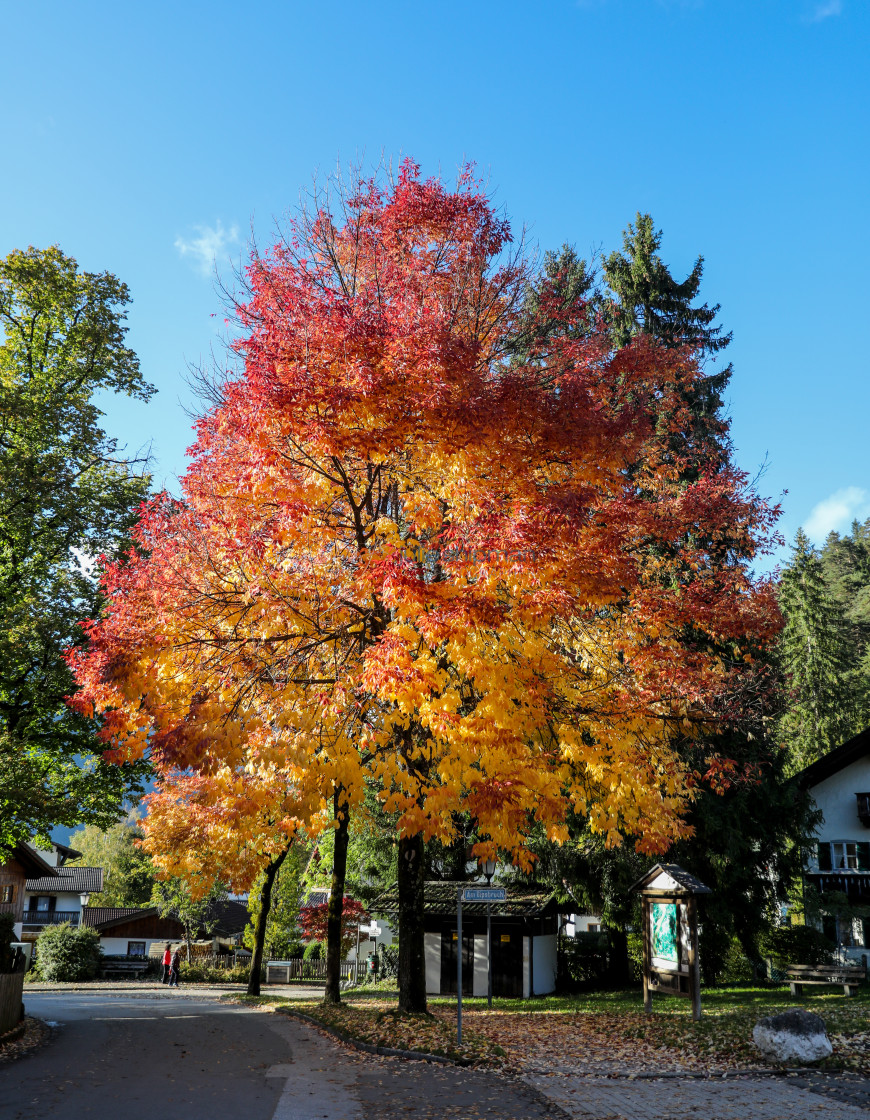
[461,887,506,903]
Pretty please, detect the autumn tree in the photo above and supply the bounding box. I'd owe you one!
[299,898,367,957]
[138,768,316,995]
[71,162,781,1016]
[0,246,152,845]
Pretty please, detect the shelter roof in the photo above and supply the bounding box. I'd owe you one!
[371,880,566,919]
[630,864,711,896]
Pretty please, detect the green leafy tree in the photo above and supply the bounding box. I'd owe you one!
[151,878,227,961]
[0,246,154,846]
[68,819,157,907]
[778,529,858,772]
[34,922,102,981]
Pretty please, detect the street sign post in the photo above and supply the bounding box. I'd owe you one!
[456,886,507,1040]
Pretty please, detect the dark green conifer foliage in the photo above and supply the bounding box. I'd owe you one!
[603,213,733,479]
[778,529,858,772]
[508,245,600,364]
[603,213,732,355]
[820,518,870,723]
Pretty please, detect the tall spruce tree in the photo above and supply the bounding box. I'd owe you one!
[512,218,800,977]
[602,213,733,478]
[820,518,870,726]
[778,529,858,772]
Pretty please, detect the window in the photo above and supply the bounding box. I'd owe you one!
[1,885,14,904]
[816,841,870,871]
[127,942,146,957]
[587,923,600,932]
[857,793,870,824]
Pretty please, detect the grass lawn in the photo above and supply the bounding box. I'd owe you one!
[229,982,870,1074]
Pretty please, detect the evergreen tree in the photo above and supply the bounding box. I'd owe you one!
[603,212,732,355]
[602,213,733,478]
[819,518,870,725]
[778,529,858,771]
[508,245,600,364]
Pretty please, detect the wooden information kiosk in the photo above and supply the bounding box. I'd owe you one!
[631,863,711,1021]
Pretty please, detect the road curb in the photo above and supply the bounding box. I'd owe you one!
[275,1006,472,1066]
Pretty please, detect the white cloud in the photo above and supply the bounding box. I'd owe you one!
[804,486,870,542]
[806,0,842,22]
[174,220,239,276]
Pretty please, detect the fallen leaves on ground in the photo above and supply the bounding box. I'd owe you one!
[282,999,506,1067]
[449,1004,870,1077]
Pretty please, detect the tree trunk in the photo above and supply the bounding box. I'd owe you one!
[397,830,427,1014]
[324,790,350,1005]
[606,926,631,988]
[247,846,290,996]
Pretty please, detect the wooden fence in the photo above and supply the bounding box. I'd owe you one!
[0,970,25,1035]
[266,958,363,984]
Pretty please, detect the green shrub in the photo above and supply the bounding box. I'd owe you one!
[34,923,102,981]
[717,936,759,984]
[302,940,323,960]
[178,962,259,984]
[759,923,835,967]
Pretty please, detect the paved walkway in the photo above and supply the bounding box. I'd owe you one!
[3,990,868,1119]
[524,1071,870,1119]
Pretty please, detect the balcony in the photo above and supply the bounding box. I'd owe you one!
[22,911,80,927]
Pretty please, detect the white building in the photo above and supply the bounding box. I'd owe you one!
[799,727,870,958]
[21,842,103,946]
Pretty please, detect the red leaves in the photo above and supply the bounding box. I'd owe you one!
[69,159,782,870]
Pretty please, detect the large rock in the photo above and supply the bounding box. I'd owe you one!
[752,1008,833,1064]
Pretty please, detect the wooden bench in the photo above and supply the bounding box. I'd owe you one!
[787,963,866,997]
[99,959,151,980]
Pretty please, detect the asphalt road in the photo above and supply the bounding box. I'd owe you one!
[0,991,561,1120]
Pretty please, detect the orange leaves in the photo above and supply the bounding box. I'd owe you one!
[69,161,781,877]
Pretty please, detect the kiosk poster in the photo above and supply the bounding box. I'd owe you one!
[651,902,679,969]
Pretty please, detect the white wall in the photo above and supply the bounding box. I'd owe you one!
[99,936,154,956]
[568,914,602,934]
[533,934,557,995]
[23,892,84,918]
[424,933,441,994]
[473,935,488,997]
[810,757,870,854]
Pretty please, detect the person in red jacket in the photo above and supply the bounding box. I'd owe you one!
[161,944,172,984]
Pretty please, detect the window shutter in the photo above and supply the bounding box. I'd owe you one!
[817,842,832,871]
[857,842,870,871]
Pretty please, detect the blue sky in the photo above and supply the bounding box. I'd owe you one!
[3,0,867,568]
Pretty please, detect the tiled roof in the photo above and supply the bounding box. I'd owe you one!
[26,866,104,894]
[205,899,249,937]
[82,907,156,929]
[371,880,565,918]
